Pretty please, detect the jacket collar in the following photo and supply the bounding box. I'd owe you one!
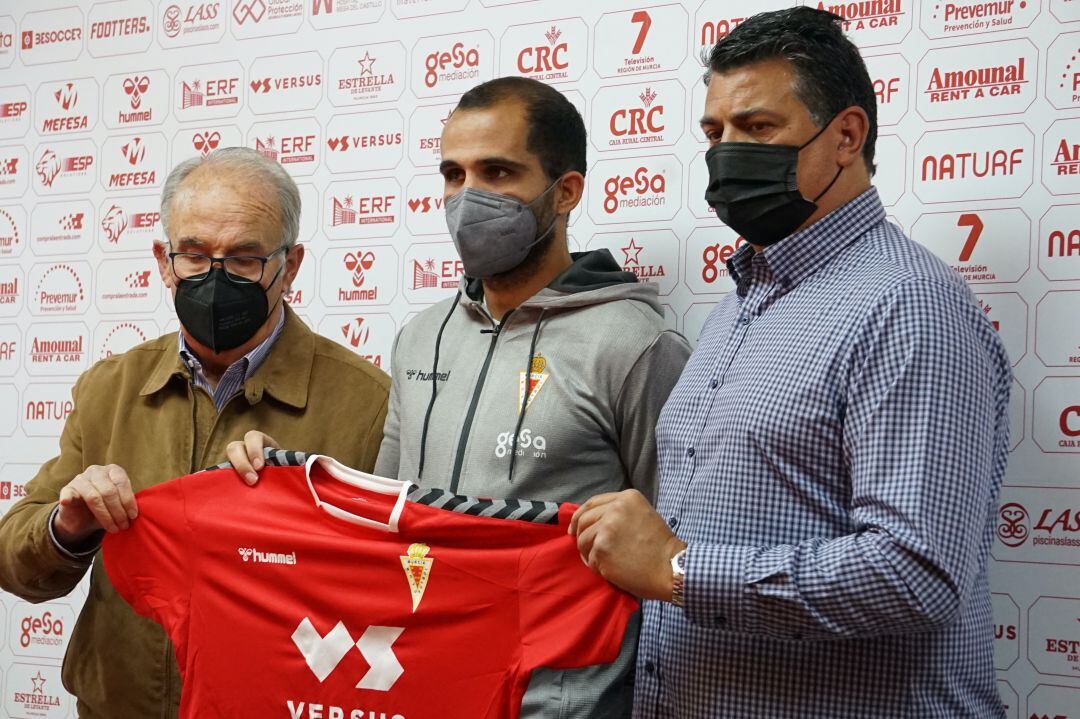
[139,304,313,409]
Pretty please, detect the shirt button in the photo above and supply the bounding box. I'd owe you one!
[644,661,656,675]
[686,446,695,458]
[740,316,751,326]
[710,378,719,389]
[716,616,727,627]
[667,516,679,529]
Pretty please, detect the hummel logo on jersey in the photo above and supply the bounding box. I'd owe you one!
[291,618,404,690]
[237,547,298,565]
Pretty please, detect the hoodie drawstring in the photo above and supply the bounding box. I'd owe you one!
[417,291,461,479]
[507,308,546,483]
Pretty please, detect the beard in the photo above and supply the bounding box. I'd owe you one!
[483,196,564,293]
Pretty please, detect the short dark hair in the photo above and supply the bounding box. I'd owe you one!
[455,76,587,180]
[706,6,877,174]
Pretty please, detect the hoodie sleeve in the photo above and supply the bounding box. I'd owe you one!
[614,330,691,503]
[373,326,404,478]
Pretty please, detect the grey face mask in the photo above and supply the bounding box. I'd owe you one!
[443,180,560,279]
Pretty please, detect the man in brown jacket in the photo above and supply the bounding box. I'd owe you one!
[0,147,390,718]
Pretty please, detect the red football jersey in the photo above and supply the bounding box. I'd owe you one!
[102,452,637,719]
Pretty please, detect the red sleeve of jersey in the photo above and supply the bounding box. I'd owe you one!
[101,476,193,642]
[518,514,639,672]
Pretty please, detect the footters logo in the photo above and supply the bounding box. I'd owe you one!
[87,0,153,57]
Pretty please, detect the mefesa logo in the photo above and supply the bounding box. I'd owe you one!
[588,230,678,295]
[100,133,166,191]
[230,0,303,39]
[1038,205,1080,282]
[30,200,93,256]
[0,205,24,259]
[588,155,682,225]
[159,1,225,47]
[98,195,161,252]
[328,42,406,107]
[175,61,243,120]
[1033,377,1080,454]
[19,6,84,65]
[920,0,1040,40]
[34,77,98,136]
[318,313,395,369]
[592,79,684,152]
[913,123,1033,203]
[32,140,96,195]
[324,109,404,174]
[319,246,398,307]
[593,6,688,78]
[910,208,1031,285]
[813,0,911,46]
[87,0,154,58]
[1043,118,1080,197]
[412,31,494,98]
[403,242,462,303]
[324,179,402,240]
[247,118,321,177]
[248,51,323,114]
[25,322,89,377]
[916,39,1037,122]
[501,18,587,84]
[103,69,168,128]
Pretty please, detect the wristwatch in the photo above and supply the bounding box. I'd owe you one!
[670,548,687,607]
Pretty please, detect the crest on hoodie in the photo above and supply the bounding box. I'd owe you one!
[518,355,549,413]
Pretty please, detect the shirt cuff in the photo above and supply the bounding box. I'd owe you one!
[47,505,102,562]
[682,542,754,630]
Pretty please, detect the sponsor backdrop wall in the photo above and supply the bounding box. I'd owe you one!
[0,0,1077,715]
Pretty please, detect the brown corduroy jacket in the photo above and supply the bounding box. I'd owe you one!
[0,305,389,719]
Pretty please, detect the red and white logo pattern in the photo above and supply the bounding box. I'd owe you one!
[30,200,93,256]
[247,118,322,177]
[501,18,588,85]
[1043,117,1080,197]
[171,125,242,164]
[589,230,678,295]
[0,144,28,199]
[591,79,685,152]
[0,264,23,318]
[324,178,402,240]
[407,103,454,168]
[864,53,911,127]
[21,383,77,438]
[0,323,19,376]
[175,61,244,120]
[324,109,404,174]
[911,208,1031,285]
[95,258,161,315]
[1038,204,1080,282]
[404,173,448,237]
[411,31,495,99]
[920,0,1039,40]
[814,0,912,47]
[1033,377,1080,455]
[87,0,154,58]
[248,51,324,115]
[94,319,157,360]
[1035,290,1080,368]
[328,41,407,108]
[319,246,399,307]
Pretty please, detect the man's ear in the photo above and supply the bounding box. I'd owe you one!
[835,106,869,169]
[554,171,585,215]
[153,241,175,290]
[281,243,305,292]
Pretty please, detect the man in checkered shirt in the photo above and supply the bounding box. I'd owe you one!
[571,8,1011,718]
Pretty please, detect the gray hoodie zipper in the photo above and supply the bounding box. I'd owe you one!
[448,308,512,494]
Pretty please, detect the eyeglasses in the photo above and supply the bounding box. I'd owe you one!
[168,246,288,285]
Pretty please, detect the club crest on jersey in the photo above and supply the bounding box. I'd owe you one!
[400,543,434,612]
[518,355,549,414]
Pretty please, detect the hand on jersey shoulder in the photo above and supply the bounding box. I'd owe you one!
[224,430,281,485]
[569,489,686,602]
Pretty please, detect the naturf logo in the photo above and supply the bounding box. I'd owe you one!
[593,6,688,78]
[248,52,323,114]
[101,133,165,190]
[19,6,84,66]
[31,200,93,256]
[320,246,398,307]
[920,0,1040,39]
[814,0,911,46]
[328,42,406,107]
[35,78,98,136]
[910,208,1031,285]
[588,155,682,225]
[33,140,96,195]
[325,179,402,240]
[159,2,224,47]
[97,196,161,252]
[917,39,1037,122]
[1039,205,1080,282]
[230,0,303,39]
[412,31,494,98]
[291,618,404,690]
[1043,118,1080,197]
[694,0,791,62]
[913,124,1033,203]
[997,502,1030,547]
[248,118,321,176]
[502,19,587,84]
[325,110,404,174]
[592,79,684,152]
[24,383,78,434]
[175,61,243,119]
[103,69,169,129]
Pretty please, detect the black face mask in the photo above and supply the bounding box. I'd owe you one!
[703,118,843,247]
[174,263,284,354]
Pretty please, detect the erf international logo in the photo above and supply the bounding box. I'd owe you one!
[920,0,1040,40]
[32,139,97,195]
[1043,118,1080,197]
[402,242,462,304]
[593,6,687,78]
[87,0,154,58]
[318,313,395,369]
[230,0,303,39]
[588,155,683,225]
[248,118,321,177]
[19,6,84,66]
[34,77,99,136]
[500,19,587,84]
[308,0,385,30]
[917,39,1037,122]
[319,246,398,307]
[0,205,24,259]
[813,0,911,46]
[31,200,94,256]
[588,230,678,295]
[1039,205,1080,282]
[591,80,685,152]
[411,31,495,99]
[100,133,167,191]
[175,61,244,120]
[324,178,402,240]
[913,123,1033,204]
[324,110,404,174]
[1028,596,1080,679]
[159,1,225,48]
[910,208,1031,285]
[993,487,1080,567]
[328,42,406,107]
[103,70,169,129]
[248,51,323,114]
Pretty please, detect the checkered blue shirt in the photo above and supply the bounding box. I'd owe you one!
[637,188,1011,718]
[178,306,285,412]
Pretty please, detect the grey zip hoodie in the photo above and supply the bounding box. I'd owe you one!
[376,249,690,719]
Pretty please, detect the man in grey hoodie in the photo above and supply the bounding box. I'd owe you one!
[228,77,689,718]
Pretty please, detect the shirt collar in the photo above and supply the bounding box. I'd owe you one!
[177,305,285,385]
[140,303,314,409]
[726,186,885,293]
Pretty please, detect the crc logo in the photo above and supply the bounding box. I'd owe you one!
[496,429,547,459]
[502,19,586,84]
[997,502,1030,547]
[593,79,683,152]
[292,618,403,690]
[604,167,665,214]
